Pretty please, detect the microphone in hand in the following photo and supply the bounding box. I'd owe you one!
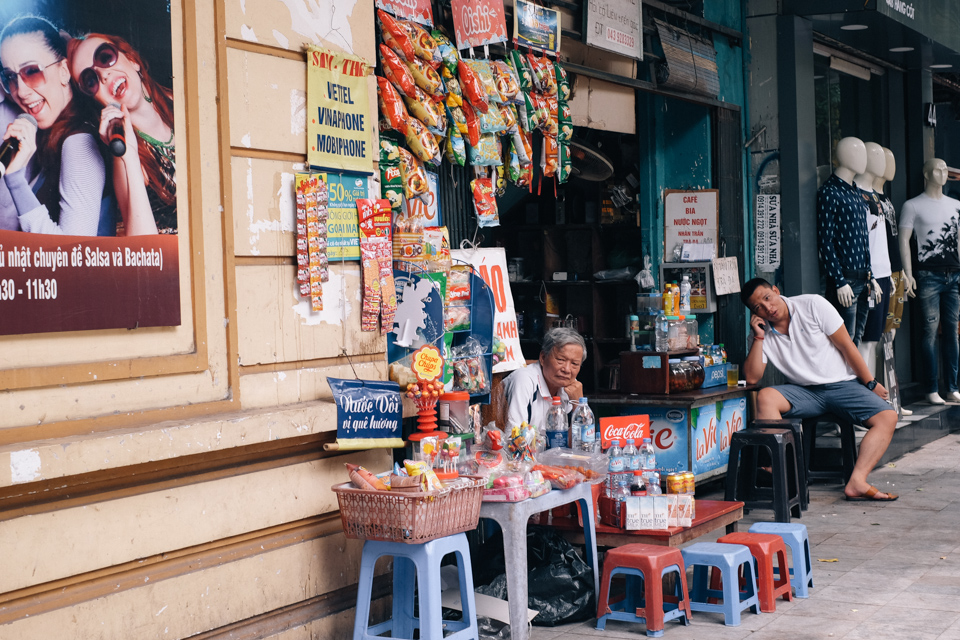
[0,113,38,178]
[107,102,126,157]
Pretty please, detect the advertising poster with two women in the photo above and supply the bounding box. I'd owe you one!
[0,0,180,335]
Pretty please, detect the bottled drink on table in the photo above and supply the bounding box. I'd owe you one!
[639,436,657,471]
[645,470,663,495]
[623,438,640,473]
[617,476,631,502]
[662,286,674,314]
[606,439,625,498]
[679,275,691,312]
[546,396,568,450]
[630,470,646,496]
[573,398,598,453]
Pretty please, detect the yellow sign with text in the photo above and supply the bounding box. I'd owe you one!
[307,47,373,174]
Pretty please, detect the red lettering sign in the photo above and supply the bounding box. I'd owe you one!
[599,415,649,449]
[451,0,508,49]
[376,0,434,26]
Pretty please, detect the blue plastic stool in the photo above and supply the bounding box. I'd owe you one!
[681,542,761,626]
[352,532,478,640]
[749,522,814,598]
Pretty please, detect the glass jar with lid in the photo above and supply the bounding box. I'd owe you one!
[682,356,705,389]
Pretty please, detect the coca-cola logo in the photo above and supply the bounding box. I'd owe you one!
[599,415,648,449]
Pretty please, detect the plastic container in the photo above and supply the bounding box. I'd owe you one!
[606,439,625,498]
[655,313,670,352]
[682,356,705,388]
[573,398,598,453]
[545,396,568,449]
[679,275,691,312]
[685,316,699,349]
[439,391,471,434]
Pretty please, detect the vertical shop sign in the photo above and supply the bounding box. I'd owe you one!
[663,189,718,260]
[585,0,643,60]
[451,247,523,373]
[0,0,181,336]
[451,0,508,49]
[327,378,404,449]
[376,0,433,26]
[322,173,367,261]
[755,193,781,271]
[307,47,374,175]
[514,0,561,53]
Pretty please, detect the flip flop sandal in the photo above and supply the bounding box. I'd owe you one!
[845,485,898,502]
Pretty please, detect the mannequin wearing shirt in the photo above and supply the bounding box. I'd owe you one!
[853,142,891,375]
[818,137,880,344]
[898,158,960,404]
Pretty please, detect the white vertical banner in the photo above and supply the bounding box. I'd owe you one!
[451,247,524,374]
[755,194,781,271]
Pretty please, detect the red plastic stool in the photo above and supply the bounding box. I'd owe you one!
[596,543,692,637]
[716,532,793,613]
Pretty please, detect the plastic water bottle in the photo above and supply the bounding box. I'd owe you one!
[617,475,631,502]
[573,398,598,453]
[639,437,657,471]
[623,439,640,473]
[645,471,663,495]
[655,313,669,352]
[545,397,568,450]
[679,275,691,312]
[606,439,625,498]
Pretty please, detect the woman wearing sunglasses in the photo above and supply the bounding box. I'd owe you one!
[68,33,176,235]
[0,16,105,235]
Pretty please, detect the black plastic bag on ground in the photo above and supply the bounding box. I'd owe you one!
[472,524,595,626]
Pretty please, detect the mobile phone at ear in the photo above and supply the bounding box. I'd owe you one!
[758,322,766,330]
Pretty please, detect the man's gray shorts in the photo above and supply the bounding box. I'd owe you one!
[774,380,894,424]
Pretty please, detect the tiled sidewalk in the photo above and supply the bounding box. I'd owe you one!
[528,432,960,640]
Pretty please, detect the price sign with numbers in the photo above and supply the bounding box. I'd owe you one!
[712,256,740,296]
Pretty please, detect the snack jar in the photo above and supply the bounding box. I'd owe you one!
[439,391,471,434]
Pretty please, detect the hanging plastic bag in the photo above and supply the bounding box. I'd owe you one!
[378,10,416,61]
[376,76,410,135]
[380,44,417,98]
[471,176,499,227]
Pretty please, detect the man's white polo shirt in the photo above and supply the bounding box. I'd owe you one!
[749,294,856,386]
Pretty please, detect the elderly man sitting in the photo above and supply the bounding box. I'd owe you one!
[501,327,586,430]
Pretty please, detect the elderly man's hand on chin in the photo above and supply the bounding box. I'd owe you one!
[564,380,583,403]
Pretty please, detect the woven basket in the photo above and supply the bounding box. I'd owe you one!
[333,476,485,543]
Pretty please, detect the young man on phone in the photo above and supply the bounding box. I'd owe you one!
[742,278,899,501]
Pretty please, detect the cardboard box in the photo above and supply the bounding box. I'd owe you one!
[639,496,655,529]
[652,496,669,530]
[625,496,641,529]
[678,494,694,527]
[666,494,679,527]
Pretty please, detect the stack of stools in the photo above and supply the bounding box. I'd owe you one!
[749,522,814,598]
[725,427,803,522]
[716,532,793,612]
[352,532,478,640]
[749,419,809,510]
[596,543,692,637]
[681,542,760,626]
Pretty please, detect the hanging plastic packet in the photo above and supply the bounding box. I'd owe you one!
[471,176,499,227]
[476,103,507,135]
[402,85,445,134]
[432,30,460,76]
[555,60,571,102]
[492,60,520,104]
[468,132,502,167]
[378,9,416,61]
[558,140,572,184]
[457,59,489,113]
[295,174,311,297]
[445,120,466,166]
[461,101,481,147]
[464,59,502,106]
[511,128,530,165]
[405,57,443,96]
[543,96,559,138]
[499,104,518,133]
[423,226,451,274]
[542,135,559,178]
[557,100,572,142]
[380,44,417,98]
[377,76,410,135]
[494,164,507,197]
[379,134,404,211]
[507,138,522,185]
[525,53,547,91]
[444,76,463,107]
[398,147,430,200]
[399,18,441,65]
[510,50,534,92]
[447,104,467,135]
[404,117,442,165]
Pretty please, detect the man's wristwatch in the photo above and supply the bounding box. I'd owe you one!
[864,379,878,391]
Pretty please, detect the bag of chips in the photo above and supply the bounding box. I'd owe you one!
[444,76,463,107]
[380,133,404,211]
[464,59,502,106]
[477,104,507,135]
[494,163,506,197]
[499,104,518,132]
[511,50,534,92]
[380,44,417,98]
[399,147,430,200]
[406,57,443,96]
[542,135,559,177]
[403,85,445,134]
[399,19,441,65]
[432,30,460,76]
[457,59,490,113]
[526,53,547,91]
[461,101,481,147]
[507,138,522,184]
[555,61,571,102]
[468,132,502,167]
[404,116,442,164]
[445,121,466,166]
[377,76,410,135]
[471,177,499,227]
[378,10,416,61]
[511,129,530,165]
[557,100,572,142]
[558,140,572,184]
[543,96,559,138]
[541,58,558,96]
[448,104,467,135]
[492,60,520,104]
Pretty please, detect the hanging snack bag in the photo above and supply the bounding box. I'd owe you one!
[399,147,430,200]
[448,104,467,135]
[380,44,417,98]
[507,138,522,185]
[541,58,558,96]
[378,10,416,61]
[477,103,507,135]
[404,117,442,165]
[444,76,463,107]
[520,91,542,132]
[511,50,534,92]
[377,76,410,135]
[461,101,481,147]
[445,121,466,166]
[519,129,533,166]
[464,59,502,106]
[432,30,459,76]
[402,86,445,134]
[494,164,507,197]
[555,61,571,102]
[399,19,441,65]
[516,158,533,189]
[471,177,500,227]
[468,132,502,167]
[543,96,559,138]
[558,100,572,142]
[423,226,452,274]
[380,134,404,211]
[405,57,443,96]
[492,60,520,104]
[542,135,559,178]
[511,129,530,165]
[526,53,547,91]
[457,59,489,113]
[499,104,518,132]
[558,141,572,184]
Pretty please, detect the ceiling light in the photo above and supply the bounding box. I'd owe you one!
[930,64,953,69]
[889,46,914,52]
[840,24,868,31]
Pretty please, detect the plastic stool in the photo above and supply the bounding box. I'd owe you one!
[749,522,814,598]
[596,543,691,637]
[352,532,478,640]
[802,414,858,485]
[681,542,760,626]
[750,419,809,510]
[725,427,802,522]
[717,532,793,613]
